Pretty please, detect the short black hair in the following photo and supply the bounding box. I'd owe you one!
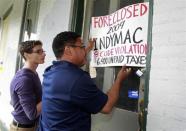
[52,31,81,59]
[19,40,42,60]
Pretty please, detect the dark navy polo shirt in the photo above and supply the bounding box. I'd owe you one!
[39,61,108,131]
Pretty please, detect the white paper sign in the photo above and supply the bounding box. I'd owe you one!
[90,2,149,67]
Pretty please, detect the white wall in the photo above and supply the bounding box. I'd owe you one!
[36,0,73,80]
[0,0,73,129]
[147,0,186,131]
[0,0,25,129]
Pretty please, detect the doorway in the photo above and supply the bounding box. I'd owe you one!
[72,0,151,130]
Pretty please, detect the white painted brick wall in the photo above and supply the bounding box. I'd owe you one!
[147,0,186,131]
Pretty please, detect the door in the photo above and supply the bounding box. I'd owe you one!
[80,0,147,131]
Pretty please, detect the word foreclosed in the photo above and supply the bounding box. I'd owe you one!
[92,3,148,28]
[91,2,149,67]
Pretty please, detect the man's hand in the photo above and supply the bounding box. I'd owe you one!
[116,66,131,82]
[85,38,96,53]
[101,66,131,114]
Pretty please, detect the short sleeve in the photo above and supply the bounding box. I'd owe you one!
[71,73,108,114]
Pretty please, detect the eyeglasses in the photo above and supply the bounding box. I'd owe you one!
[32,49,46,55]
[68,44,86,49]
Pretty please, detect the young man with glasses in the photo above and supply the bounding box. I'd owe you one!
[38,31,131,131]
[10,40,46,131]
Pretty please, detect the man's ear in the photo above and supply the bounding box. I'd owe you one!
[24,52,29,59]
[64,46,72,56]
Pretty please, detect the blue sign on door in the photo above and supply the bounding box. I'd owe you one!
[128,90,139,99]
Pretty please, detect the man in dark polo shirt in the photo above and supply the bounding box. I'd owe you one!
[10,40,46,131]
[38,31,131,131]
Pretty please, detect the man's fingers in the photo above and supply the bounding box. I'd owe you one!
[126,68,131,73]
[122,66,131,73]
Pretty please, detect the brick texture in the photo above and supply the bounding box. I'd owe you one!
[147,1,186,131]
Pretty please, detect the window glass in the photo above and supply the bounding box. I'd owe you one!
[115,0,144,112]
[92,0,111,90]
[92,0,110,16]
[115,67,140,112]
[119,0,143,8]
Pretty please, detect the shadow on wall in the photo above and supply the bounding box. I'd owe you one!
[0,119,8,131]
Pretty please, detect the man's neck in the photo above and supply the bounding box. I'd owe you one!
[23,62,38,73]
